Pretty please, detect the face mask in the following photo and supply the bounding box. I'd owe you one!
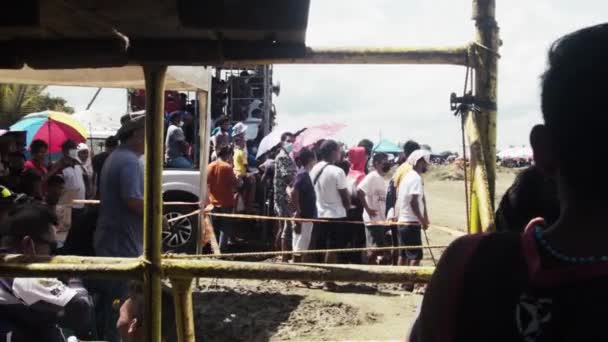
[68,149,78,160]
[284,143,294,154]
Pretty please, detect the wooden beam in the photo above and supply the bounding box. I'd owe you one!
[0,254,435,283]
[0,39,469,69]
[163,259,434,283]
[0,254,143,278]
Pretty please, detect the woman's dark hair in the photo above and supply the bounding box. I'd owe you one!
[372,152,388,165]
[495,166,560,233]
[18,169,42,197]
[105,135,119,149]
[541,24,608,199]
[0,202,58,246]
[335,160,350,175]
[357,139,374,156]
[30,139,48,154]
[217,116,230,126]
[61,139,77,152]
[217,145,233,159]
[402,140,420,158]
[280,132,294,142]
[318,139,339,161]
[298,148,316,166]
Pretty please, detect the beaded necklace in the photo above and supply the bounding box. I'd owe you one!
[534,226,608,264]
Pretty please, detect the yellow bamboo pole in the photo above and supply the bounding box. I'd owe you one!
[464,111,495,232]
[0,254,143,278]
[472,0,499,206]
[163,259,434,283]
[170,278,196,342]
[143,65,167,342]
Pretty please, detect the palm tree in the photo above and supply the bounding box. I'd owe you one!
[0,84,74,127]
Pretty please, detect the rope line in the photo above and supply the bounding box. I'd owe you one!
[165,244,449,259]
[206,211,423,227]
[167,209,201,223]
[166,210,465,238]
[71,200,200,206]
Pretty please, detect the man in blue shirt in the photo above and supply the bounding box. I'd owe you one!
[94,112,145,341]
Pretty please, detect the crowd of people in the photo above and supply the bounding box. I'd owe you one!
[0,112,156,341]
[207,116,434,291]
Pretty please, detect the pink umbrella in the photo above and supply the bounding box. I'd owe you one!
[293,123,347,153]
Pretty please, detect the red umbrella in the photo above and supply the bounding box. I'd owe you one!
[293,123,347,153]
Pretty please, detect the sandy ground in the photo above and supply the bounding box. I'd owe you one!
[191,170,518,341]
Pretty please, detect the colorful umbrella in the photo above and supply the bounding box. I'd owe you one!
[373,139,402,154]
[10,111,88,153]
[293,123,347,153]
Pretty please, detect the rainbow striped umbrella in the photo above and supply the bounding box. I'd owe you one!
[10,111,88,153]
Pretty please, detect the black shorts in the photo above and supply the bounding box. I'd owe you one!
[365,225,388,248]
[313,218,349,250]
[397,225,423,260]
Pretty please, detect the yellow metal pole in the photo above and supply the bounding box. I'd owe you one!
[170,278,196,342]
[143,65,167,342]
[472,0,499,206]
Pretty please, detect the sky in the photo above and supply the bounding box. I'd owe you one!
[47,0,608,152]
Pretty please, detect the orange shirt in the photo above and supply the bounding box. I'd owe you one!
[207,160,237,207]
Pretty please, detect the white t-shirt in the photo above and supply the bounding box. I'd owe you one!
[310,161,348,218]
[358,171,388,224]
[0,278,77,307]
[62,164,86,209]
[397,170,425,223]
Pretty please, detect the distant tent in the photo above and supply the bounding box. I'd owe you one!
[373,139,402,154]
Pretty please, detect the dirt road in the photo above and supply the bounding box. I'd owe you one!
[192,171,517,341]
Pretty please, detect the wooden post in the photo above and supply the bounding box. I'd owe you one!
[197,89,221,254]
[143,65,167,342]
[170,278,196,342]
[472,0,499,207]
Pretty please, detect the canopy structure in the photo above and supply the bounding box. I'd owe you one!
[0,66,210,91]
[0,0,311,69]
[373,139,403,154]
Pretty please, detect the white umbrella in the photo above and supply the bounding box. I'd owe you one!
[256,127,306,159]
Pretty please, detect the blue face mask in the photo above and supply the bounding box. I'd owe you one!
[284,142,294,154]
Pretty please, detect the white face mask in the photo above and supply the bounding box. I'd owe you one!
[68,149,78,160]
